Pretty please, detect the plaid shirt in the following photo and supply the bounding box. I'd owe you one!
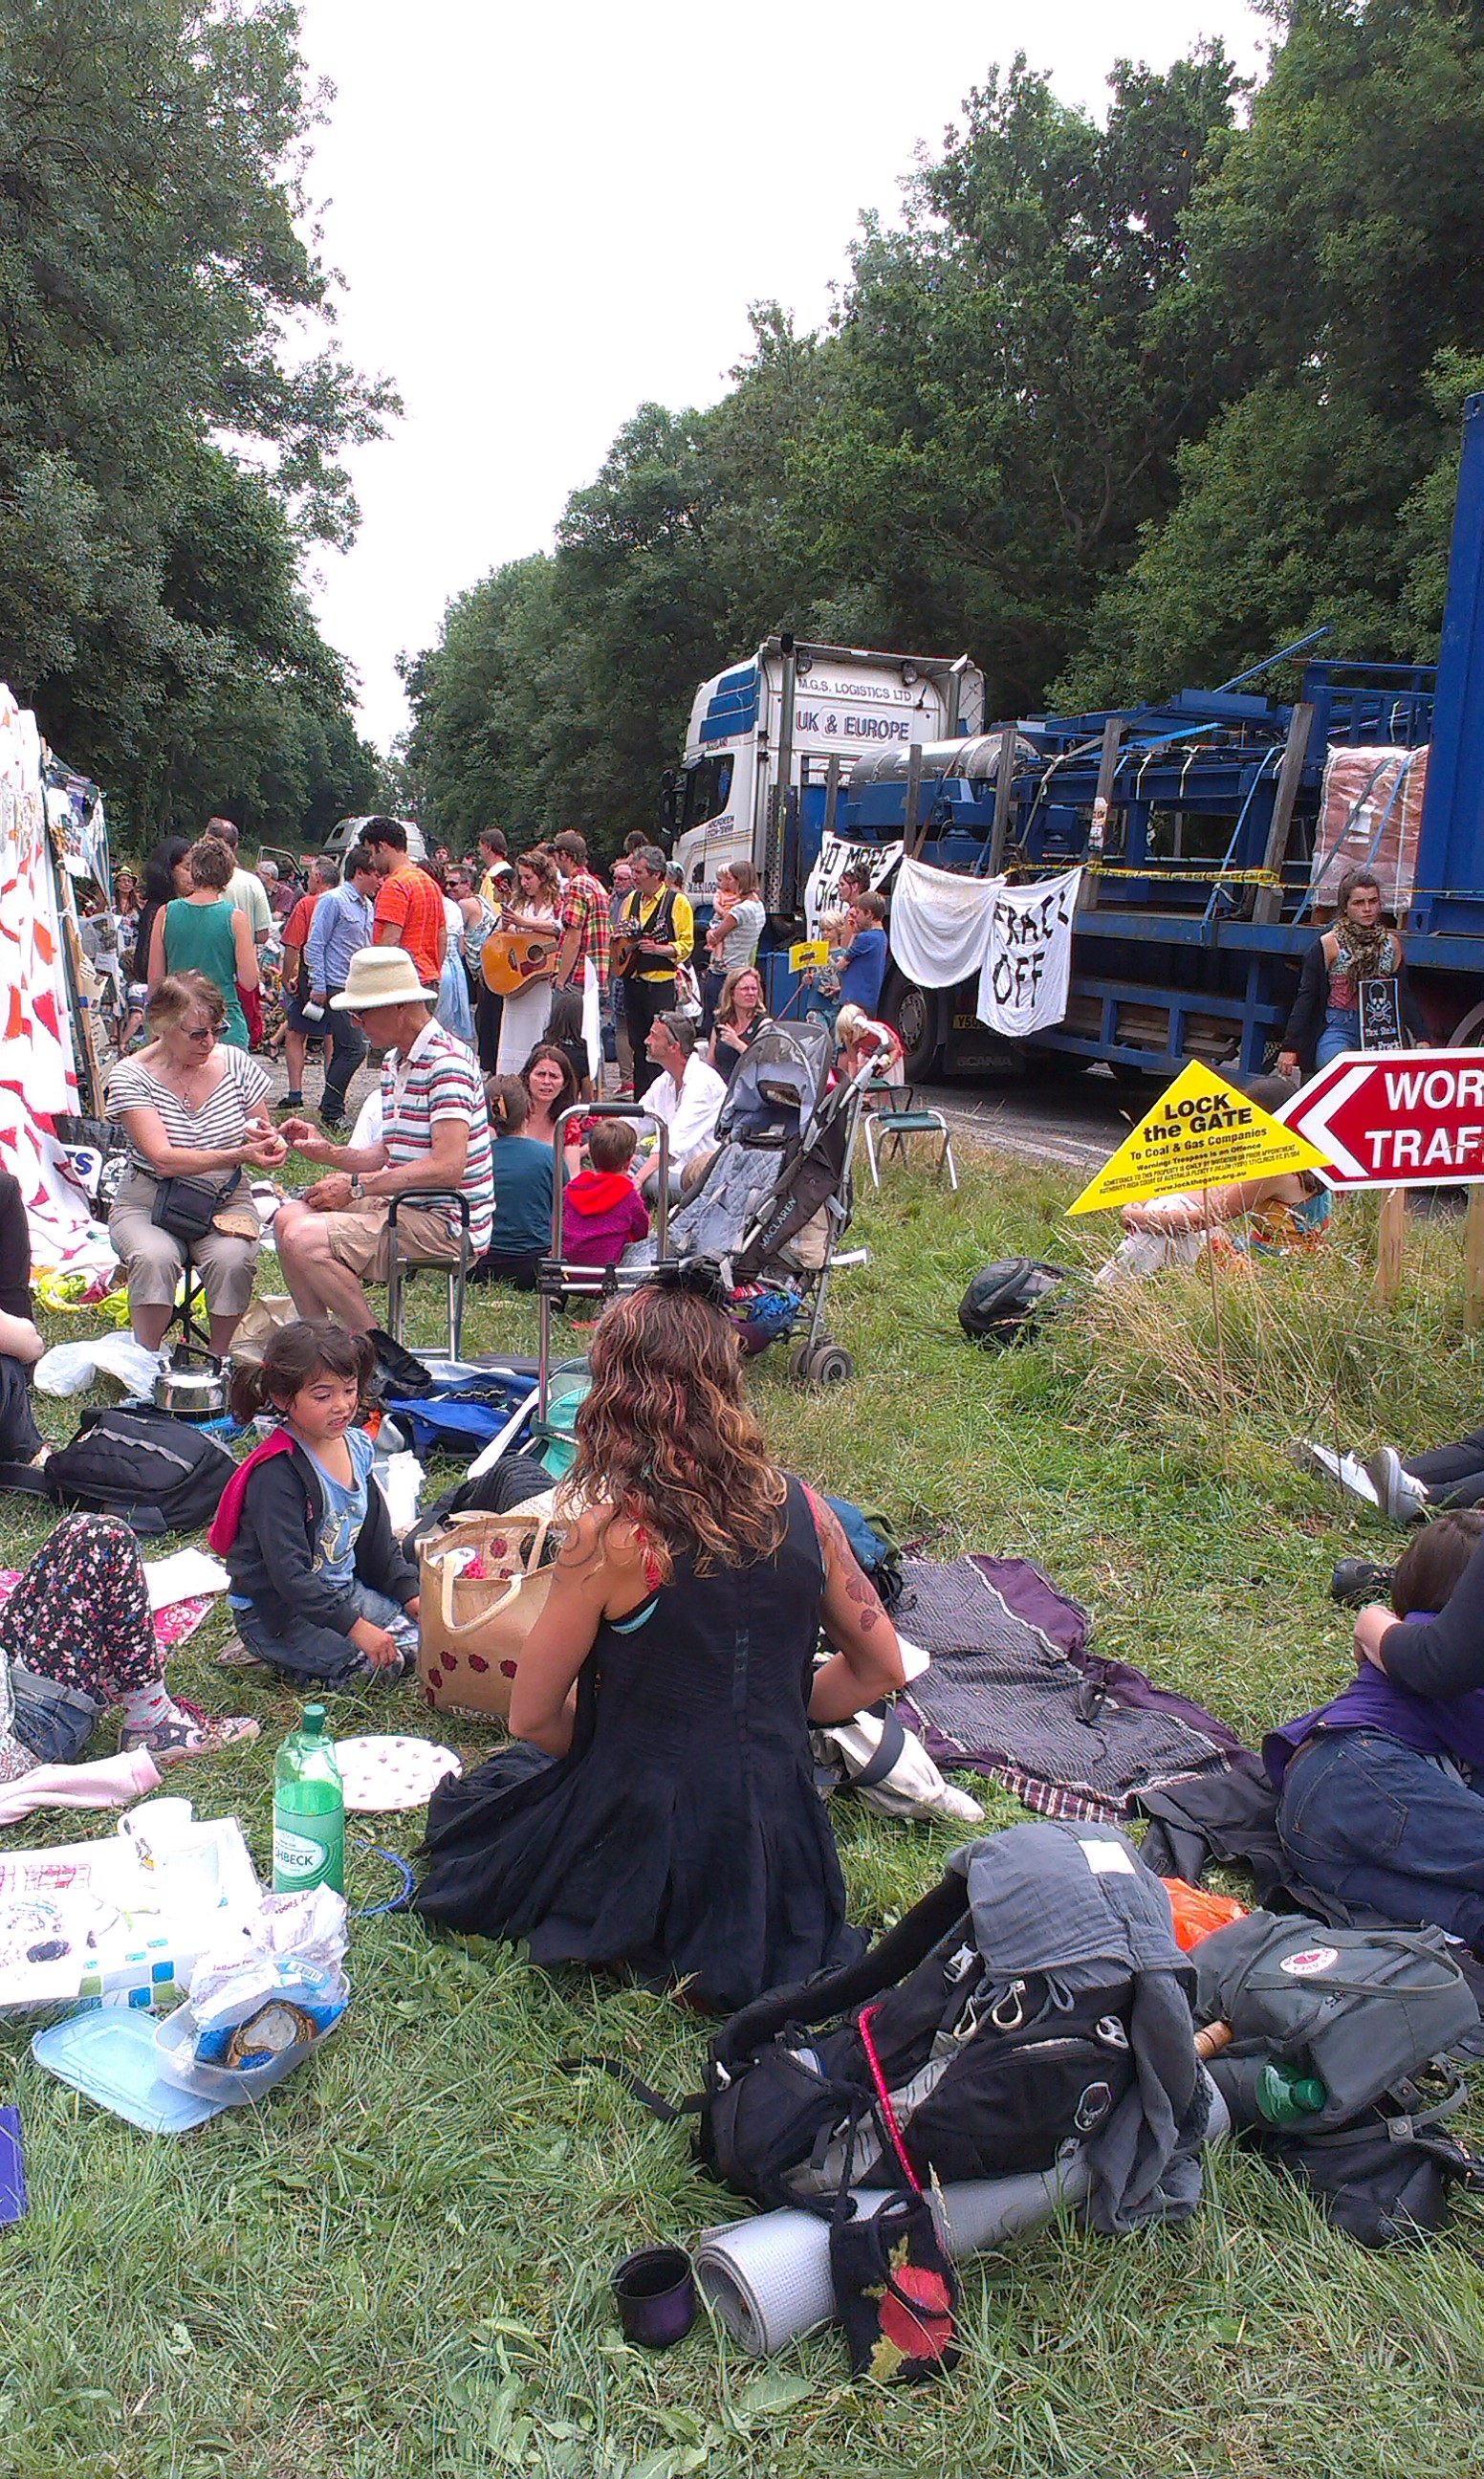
[559,866,612,986]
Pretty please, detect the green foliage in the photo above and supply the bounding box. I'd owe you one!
[0,0,397,842]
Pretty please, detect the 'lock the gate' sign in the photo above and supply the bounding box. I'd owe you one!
[1281,1050,1484,1187]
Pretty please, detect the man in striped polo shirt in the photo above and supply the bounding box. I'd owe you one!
[276,947,493,1333]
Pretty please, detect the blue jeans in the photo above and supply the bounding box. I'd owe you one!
[1278,1727,1484,1947]
[1316,1010,1361,1067]
[236,1580,415,1688]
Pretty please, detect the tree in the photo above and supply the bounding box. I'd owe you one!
[0,0,397,836]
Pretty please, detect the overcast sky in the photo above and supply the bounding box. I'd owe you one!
[295,0,1269,752]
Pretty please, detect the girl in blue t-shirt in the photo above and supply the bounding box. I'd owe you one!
[212,1320,420,1689]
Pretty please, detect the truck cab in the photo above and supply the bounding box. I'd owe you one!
[670,637,985,914]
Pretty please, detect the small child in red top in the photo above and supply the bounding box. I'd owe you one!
[560,1119,650,1267]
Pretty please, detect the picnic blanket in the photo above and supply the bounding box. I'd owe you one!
[899,1554,1242,1823]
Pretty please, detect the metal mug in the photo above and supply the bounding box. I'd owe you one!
[611,2246,696,2349]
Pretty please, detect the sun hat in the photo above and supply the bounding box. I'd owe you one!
[330,946,437,1010]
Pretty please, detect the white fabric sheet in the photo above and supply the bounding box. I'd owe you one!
[888,856,997,989]
[974,867,1082,1036]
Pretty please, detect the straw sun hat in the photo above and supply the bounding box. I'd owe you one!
[330,947,437,1010]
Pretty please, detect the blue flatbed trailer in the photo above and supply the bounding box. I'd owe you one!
[753,394,1484,1084]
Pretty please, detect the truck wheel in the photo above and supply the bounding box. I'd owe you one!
[884,973,941,1083]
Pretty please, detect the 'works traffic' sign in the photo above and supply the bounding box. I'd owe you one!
[1068,1059,1329,1215]
[1279,1050,1484,1187]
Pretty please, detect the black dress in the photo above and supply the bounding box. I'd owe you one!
[415,1477,863,2012]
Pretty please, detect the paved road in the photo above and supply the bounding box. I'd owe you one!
[913,1066,1134,1171]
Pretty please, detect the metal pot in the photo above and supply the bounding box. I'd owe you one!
[153,1346,229,1423]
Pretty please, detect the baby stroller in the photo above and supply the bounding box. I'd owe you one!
[666,1019,872,1384]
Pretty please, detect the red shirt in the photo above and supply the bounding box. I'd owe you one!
[282,891,318,956]
[374,863,445,986]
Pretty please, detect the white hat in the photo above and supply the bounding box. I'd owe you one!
[330,946,436,1010]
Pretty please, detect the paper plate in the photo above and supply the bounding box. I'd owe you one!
[334,1735,462,1813]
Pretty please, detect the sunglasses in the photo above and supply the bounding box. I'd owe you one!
[181,1023,215,1042]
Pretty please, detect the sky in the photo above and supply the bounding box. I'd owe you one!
[294,0,1270,752]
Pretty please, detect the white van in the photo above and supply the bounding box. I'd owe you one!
[322,814,426,864]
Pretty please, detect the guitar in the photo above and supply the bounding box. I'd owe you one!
[481,926,559,996]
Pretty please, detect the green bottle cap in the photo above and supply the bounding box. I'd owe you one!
[1291,2075,1327,2114]
[303,1702,327,1734]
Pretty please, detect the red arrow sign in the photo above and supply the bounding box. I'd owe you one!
[1280,1049,1484,1187]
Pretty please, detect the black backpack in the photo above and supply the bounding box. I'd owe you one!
[695,1873,1137,2211]
[1257,2087,1484,2248]
[0,1406,235,1537]
[958,1258,1070,1349]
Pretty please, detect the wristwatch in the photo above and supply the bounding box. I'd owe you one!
[349,1174,364,1202]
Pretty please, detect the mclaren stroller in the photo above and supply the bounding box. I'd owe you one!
[664,1019,872,1384]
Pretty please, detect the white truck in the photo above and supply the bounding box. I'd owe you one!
[666,634,985,910]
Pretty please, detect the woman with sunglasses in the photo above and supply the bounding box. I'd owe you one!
[105,972,286,1357]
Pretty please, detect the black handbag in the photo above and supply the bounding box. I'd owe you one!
[149,1166,241,1244]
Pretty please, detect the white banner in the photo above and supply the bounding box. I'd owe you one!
[975,867,1082,1037]
[889,855,997,989]
[804,834,902,934]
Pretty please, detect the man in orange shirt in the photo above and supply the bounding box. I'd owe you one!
[363,819,446,990]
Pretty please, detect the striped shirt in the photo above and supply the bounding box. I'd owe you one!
[381,1020,494,1251]
[106,1045,271,1175]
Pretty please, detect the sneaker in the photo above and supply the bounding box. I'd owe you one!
[1365,1445,1431,1525]
[120,1700,261,1762]
[216,1636,266,1669]
[279,1090,304,1110]
[1293,1440,1381,1507]
[1331,1555,1396,1608]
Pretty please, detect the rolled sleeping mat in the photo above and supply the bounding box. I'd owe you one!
[694,2078,1231,2358]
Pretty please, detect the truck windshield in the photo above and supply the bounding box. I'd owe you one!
[682,755,734,832]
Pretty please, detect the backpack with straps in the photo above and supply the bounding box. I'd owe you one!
[693,1871,1138,2211]
[958,1258,1071,1349]
[0,1405,235,1537]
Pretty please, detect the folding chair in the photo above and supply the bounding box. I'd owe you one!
[383,1191,472,1362]
[862,1083,958,1192]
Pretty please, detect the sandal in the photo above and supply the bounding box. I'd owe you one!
[120,1699,260,1763]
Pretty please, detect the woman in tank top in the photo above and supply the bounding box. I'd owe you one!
[417,1264,906,2010]
[148,834,259,1051]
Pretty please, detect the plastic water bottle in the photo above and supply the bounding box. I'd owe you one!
[1254,2059,1327,2124]
[273,1703,344,1895]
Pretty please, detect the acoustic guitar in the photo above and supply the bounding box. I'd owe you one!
[481,926,559,996]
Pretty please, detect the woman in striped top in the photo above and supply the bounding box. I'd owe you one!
[106,972,287,1357]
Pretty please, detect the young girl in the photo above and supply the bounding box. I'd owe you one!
[1268,1510,1484,1946]
[416,1267,906,2012]
[475,1076,555,1289]
[211,1321,421,1690]
[0,1513,257,1771]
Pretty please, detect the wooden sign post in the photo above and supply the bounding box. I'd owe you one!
[1467,1183,1484,1331]
[1376,1187,1407,1304]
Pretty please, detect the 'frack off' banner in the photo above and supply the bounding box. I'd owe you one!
[975,868,1081,1036]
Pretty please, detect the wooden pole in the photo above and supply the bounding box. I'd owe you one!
[1203,1188,1230,1480]
[1079,716,1124,913]
[1376,1186,1407,1303]
[1251,701,1315,926]
[1466,1184,1484,1331]
[987,724,1016,880]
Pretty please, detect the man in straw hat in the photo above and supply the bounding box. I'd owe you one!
[276,947,494,1333]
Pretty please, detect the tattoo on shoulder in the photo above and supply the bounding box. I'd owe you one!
[818,1496,883,1630]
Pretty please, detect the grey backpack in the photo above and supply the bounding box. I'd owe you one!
[1192,1913,1480,2129]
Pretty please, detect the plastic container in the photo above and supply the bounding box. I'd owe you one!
[273,1703,345,1894]
[33,2007,227,2133]
[153,1990,344,2106]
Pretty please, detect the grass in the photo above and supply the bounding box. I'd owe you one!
[5,1146,1484,2477]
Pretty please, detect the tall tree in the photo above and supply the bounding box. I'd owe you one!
[0,0,396,835]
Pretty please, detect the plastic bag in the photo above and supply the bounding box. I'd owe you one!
[33,1334,163,1398]
[1160,1876,1247,1952]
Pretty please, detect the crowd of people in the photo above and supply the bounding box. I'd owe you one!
[16,822,1481,2024]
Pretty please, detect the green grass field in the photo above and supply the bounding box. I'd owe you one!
[5,1148,1484,2479]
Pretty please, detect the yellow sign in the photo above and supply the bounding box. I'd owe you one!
[790,939,830,971]
[1067,1059,1329,1215]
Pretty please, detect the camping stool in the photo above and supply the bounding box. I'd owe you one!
[383,1191,472,1362]
[862,1085,958,1192]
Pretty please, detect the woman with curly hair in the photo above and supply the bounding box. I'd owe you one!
[416,1268,904,2010]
